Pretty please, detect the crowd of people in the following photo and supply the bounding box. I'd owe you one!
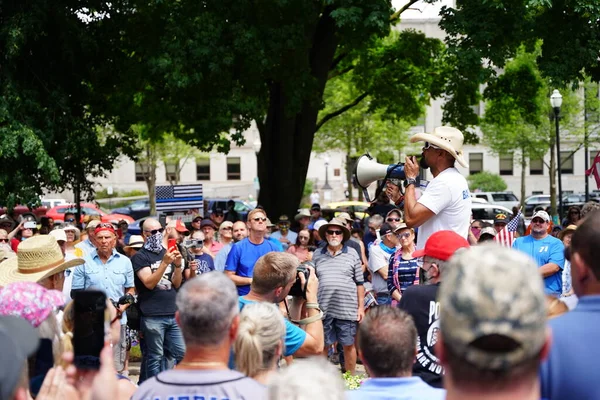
[1,125,599,400]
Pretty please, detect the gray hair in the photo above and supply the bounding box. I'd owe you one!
[176,272,239,347]
[268,357,345,400]
[368,214,384,227]
[234,303,285,378]
[581,202,600,220]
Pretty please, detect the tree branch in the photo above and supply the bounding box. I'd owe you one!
[315,92,369,132]
[390,0,419,23]
[330,51,349,71]
[328,65,354,80]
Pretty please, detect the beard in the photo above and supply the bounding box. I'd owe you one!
[419,154,429,169]
[327,238,342,247]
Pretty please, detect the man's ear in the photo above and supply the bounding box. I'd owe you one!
[230,314,240,341]
[572,252,589,283]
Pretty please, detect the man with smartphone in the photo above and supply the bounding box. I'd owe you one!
[131,218,185,380]
[71,223,135,376]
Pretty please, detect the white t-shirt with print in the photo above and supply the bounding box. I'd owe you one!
[416,168,471,250]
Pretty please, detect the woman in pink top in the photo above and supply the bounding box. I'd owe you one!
[286,229,314,262]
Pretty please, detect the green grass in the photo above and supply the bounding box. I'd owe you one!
[130,344,142,361]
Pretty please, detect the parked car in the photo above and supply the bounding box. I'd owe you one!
[471,202,513,224]
[0,205,48,222]
[111,198,151,220]
[41,198,68,209]
[204,199,253,221]
[47,203,134,224]
[470,192,519,210]
[324,201,371,220]
[524,195,551,217]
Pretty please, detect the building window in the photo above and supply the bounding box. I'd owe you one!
[530,158,544,175]
[334,168,341,177]
[499,154,513,176]
[469,153,483,175]
[227,157,241,180]
[560,151,573,174]
[135,163,146,182]
[196,159,210,181]
[165,162,178,182]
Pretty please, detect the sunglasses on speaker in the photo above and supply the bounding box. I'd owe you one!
[423,141,441,150]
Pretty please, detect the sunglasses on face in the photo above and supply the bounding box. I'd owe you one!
[397,232,411,239]
[423,141,441,150]
[144,228,164,235]
[326,230,343,236]
[192,219,202,223]
[214,214,224,218]
[65,218,75,222]
[387,218,401,222]
[253,217,267,222]
[0,238,8,243]
[531,218,545,224]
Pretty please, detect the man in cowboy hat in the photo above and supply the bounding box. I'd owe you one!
[0,235,84,290]
[271,215,297,251]
[402,126,472,251]
[313,218,364,375]
[294,210,311,231]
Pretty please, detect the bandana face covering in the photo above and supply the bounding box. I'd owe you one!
[144,232,164,253]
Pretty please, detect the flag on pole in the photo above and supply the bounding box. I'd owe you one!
[494,209,522,247]
[586,151,600,189]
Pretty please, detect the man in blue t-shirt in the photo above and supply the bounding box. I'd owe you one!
[540,211,600,400]
[225,208,280,295]
[512,211,564,295]
[237,252,323,359]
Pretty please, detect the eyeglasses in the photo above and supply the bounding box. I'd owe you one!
[144,228,164,235]
[214,213,224,218]
[192,219,202,223]
[387,218,401,222]
[97,223,114,229]
[0,238,8,243]
[326,230,343,236]
[531,218,545,224]
[396,232,411,239]
[252,217,267,222]
[423,141,441,151]
[65,218,75,222]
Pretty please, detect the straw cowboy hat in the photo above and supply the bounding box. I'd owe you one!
[318,218,351,242]
[0,235,84,286]
[124,235,144,252]
[410,126,469,168]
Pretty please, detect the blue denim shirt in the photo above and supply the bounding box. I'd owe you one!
[71,249,135,324]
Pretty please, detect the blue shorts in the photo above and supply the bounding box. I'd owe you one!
[323,315,357,347]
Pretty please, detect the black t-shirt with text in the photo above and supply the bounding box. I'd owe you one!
[131,247,177,317]
[398,283,443,388]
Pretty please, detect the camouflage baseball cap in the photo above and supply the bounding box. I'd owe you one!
[438,245,547,371]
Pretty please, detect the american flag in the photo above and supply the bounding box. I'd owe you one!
[494,210,522,247]
[155,184,203,213]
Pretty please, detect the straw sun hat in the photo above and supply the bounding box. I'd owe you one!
[0,235,84,286]
[410,126,469,168]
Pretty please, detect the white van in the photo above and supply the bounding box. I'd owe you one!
[470,192,519,210]
[41,198,68,209]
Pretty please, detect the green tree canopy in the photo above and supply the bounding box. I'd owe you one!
[468,172,508,193]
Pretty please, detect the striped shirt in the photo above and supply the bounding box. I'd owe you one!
[313,245,363,320]
[387,250,419,296]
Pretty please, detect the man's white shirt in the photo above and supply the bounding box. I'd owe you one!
[416,168,471,250]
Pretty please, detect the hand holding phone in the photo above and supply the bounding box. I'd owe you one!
[168,238,177,252]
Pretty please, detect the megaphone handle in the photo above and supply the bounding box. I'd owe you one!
[362,188,372,203]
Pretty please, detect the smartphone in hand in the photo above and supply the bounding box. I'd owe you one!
[168,238,177,252]
[73,290,107,370]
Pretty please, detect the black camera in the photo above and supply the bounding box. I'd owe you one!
[288,261,314,298]
[111,293,136,310]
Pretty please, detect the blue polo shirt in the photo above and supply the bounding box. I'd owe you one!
[512,235,564,295]
[224,238,280,295]
[347,377,446,400]
[71,249,135,324]
[540,295,600,400]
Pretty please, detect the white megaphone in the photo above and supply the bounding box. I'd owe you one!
[354,154,406,202]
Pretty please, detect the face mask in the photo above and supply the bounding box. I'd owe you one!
[144,232,164,253]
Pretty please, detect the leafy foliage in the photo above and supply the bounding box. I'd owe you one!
[468,172,508,192]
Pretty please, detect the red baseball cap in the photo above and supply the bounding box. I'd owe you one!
[412,230,470,260]
[175,220,189,234]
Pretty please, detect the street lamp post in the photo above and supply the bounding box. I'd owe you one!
[322,156,332,202]
[551,89,563,220]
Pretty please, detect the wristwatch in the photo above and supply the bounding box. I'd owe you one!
[404,178,417,188]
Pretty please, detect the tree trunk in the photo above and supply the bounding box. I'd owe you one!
[549,133,557,217]
[346,153,354,201]
[520,152,526,209]
[257,10,339,219]
[146,170,157,215]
